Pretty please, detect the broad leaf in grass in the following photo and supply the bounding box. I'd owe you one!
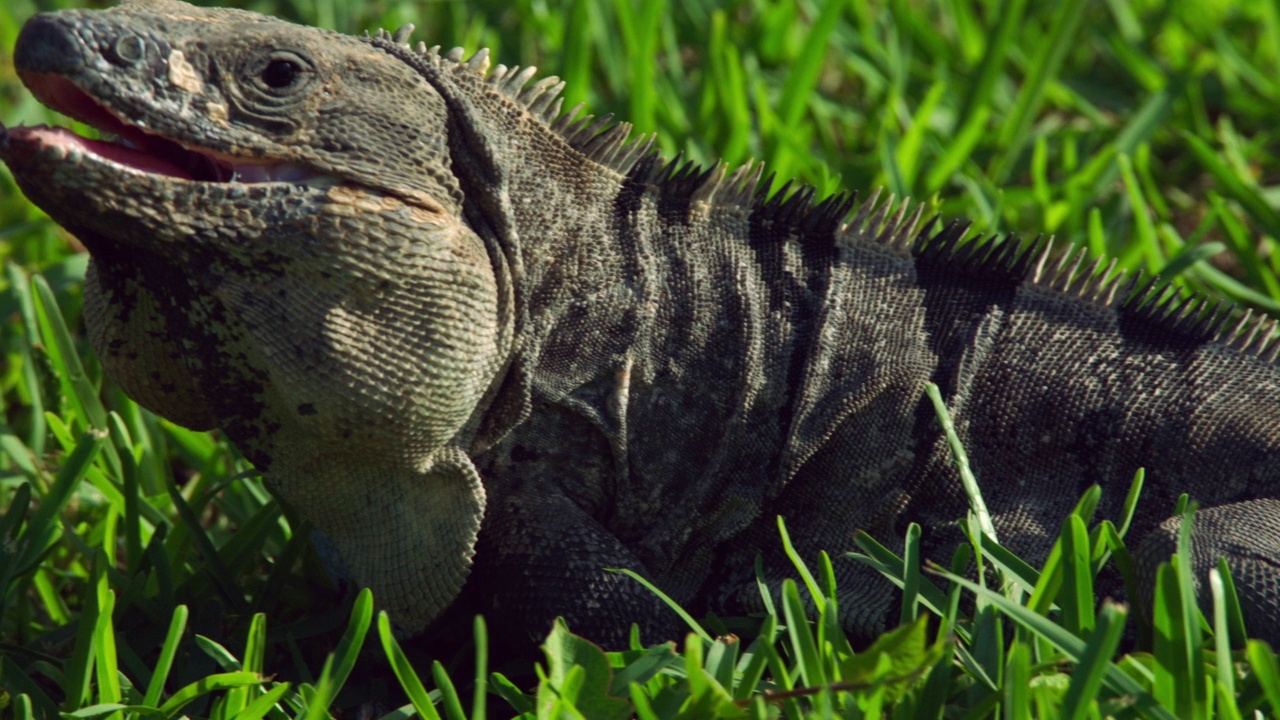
[542,619,632,720]
[838,614,944,702]
[608,642,681,695]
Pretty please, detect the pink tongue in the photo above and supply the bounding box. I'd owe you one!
[29,125,194,180]
[17,73,196,180]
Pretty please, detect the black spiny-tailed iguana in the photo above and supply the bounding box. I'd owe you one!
[3,0,1279,650]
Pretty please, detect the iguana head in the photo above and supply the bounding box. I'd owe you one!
[1,0,515,632]
[9,0,465,206]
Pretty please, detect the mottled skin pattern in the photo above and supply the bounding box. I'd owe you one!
[3,0,1280,650]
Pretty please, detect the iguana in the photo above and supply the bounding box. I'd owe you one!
[3,0,1280,650]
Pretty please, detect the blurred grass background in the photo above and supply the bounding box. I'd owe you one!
[3,0,1280,717]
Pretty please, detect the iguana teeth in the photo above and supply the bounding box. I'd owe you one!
[220,160,325,183]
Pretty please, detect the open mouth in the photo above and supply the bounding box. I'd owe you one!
[13,71,323,184]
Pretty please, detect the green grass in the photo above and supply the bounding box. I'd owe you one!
[3,0,1280,717]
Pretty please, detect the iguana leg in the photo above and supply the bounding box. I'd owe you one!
[1133,499,1280,640]
[464,488,685,649]
[714,555,902,644]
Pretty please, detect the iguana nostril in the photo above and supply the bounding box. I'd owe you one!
[112,34,147,65]
[12,13,83,76]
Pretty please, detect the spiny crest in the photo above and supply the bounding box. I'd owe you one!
[693,161,766,208]
[838,189,924,251]
[553,109,654,172]
[1116,275,1280,358]
[371,28,866,222]
[368,30,1278,361]
[618,154,767,212]
[913,222,1280,360]
[368,28,658,177]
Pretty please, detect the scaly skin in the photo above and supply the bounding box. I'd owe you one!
[4,0,1280,649]
[4,0,507,633]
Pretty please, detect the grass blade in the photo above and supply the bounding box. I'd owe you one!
[1060,602,1127,720]
[142,605,189,707]
[377,612,442,720]
[926,384,996,543]
[781,579,825,689]
[992,0,1090,180]
[157,672,263,717]
[609,567,711,642]
[31,274,106,429]
[937,569,1177,720]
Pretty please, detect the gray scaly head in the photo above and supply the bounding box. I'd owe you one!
[1,0,519,632]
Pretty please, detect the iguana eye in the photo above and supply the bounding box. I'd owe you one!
[248,50,313,93]
[262,58,302,88]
